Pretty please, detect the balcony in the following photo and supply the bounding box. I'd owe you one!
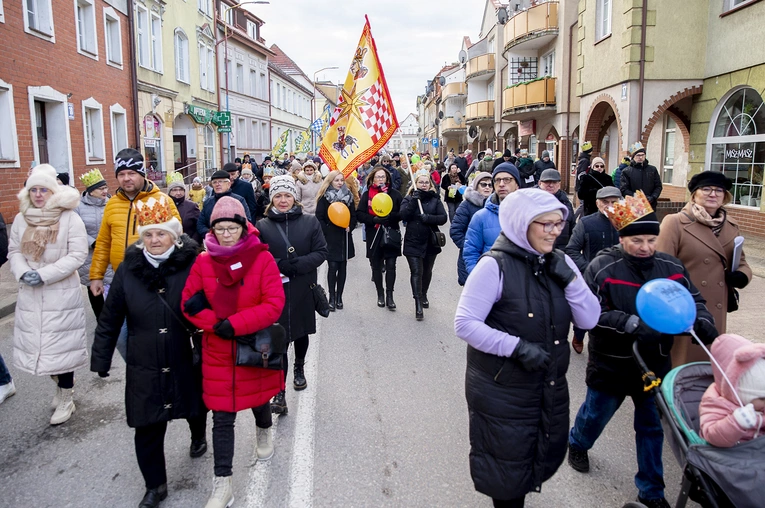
[440,117,465,134]
[502,77,556,117]
[466,100,495,123]
[503,1,559,52]
[442,82,466,98]
[465,54,496,81]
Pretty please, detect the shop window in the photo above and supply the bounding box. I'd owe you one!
[709,87,765,206]
[662,117,676,184]
[104,8,122,66]
[175,29,189,84]
[24,0,54,40]
[596,0,611,41]
[75,0,98,57]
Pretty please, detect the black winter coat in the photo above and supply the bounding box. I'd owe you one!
[441,173,466,204]
[551,189,575,249]
[574,152,591,192]
[231,177,260,221]
[577,170,614,216]
[315,195,356,262]
[620,160,663,208]
[256,207,328,341]
[91,238,205,428]
[466,235,572,499]
[173,197,202,243]
[584,247,715,397]
[356,187,403,259]
[563,212,619,273]
[454,156,469,173]
[400,190,448,258]
[533,159,556,185]
[516,157,536,188]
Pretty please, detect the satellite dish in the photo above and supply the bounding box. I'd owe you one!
[439,76,446,86]
[438,111,444,119]
[418,127,422,134]
[458,50,467,65]
[497,7,509,25]
[454,112,463,125]
[435,118,440,126]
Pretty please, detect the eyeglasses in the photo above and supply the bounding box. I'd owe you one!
[494,177,516,185]
[212,180,229,185]
[477,181,493,188]
[699,186,725,196]
[533,220,565,233]
[29,187,50,195]
[593,164,605,168]
[213,225,242,235]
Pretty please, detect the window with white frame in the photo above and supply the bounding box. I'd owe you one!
[488,37,495,54]
[261,122,269,149]
[82,98,105,162]
[136,6,149,67]
[261,74,267,100]
[76,0,98,57]
[199,42,214,91]
[275,83,281,108]
[175,29,189,84]
[24,0,54,38]
[725,0,757,12]
[110,104,128,159]
[150,13,162,72]
[236,64,243,93]
[198,0,211,17]
[595,0,612,41]
[250,70,257,97]
[0,80,20,166]
[247,21,258,40]
[104,8,122,66]
[251,120,259,148]
[542,52,555,77]
[1,0,5,23]
[662,116,676,184]
[203,126,215,170]
[237,118,246,147]
[221,3,234,25]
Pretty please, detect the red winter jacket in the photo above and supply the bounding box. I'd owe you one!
[181,231,285,412]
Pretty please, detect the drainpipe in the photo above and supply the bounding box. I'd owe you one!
[564,20,576,194]
[128,0,140,148]
[215,18,224,168]
[636,0,648,145]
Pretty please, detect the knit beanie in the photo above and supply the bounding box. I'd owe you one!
[210,196,248,228]
[269,174,297,200]
[618,212,660,237]
[738,358,765,405]
[471,171,492,190]
[591,157,606,168]
[167,180,186,193]
[115,148,146,177]
[57,172,70,186]
[492,162,521,185]
[25,164,60,192]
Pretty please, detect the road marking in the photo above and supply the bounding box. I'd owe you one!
[243,416,279,507]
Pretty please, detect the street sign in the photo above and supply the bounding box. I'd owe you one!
[431,139,439,148]
[217,126,232,133]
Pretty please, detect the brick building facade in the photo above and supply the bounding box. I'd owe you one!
[0,0,134,219]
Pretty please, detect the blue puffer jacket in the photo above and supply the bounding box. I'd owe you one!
[463,193,501,274]
[450,186,486,285]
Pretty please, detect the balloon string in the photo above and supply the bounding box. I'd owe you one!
[689,330,746,409]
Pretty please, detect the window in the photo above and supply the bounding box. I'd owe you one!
[662,116,676,184]
[263,74,269,101]
[23,0,54,39]
[542,52,555,77]
[237,118,246,147]
[247,20,258,40]
[104,8,122,66]
[175,29,189,84]
[203,126,215,171]
[143,114,162,172]
[75,0,98,57]
[261,122,269,149]
[725,0,758,12]
[136,6,149,67]
[82,98,105,163]
[198,0,211,17]
[221,3,234,25]
[199,42,214,91]
[0,79,20,167]
[150,13,162,72]
[236,64,244,93]
[709,87,765,206]
[276,83,281,108]
[488,37,495,54]
[595,0,612,41]
[110,104,128,160]
[282,87,286,111]
[250,70,257,97]
[0,0,4,23]
[251,120,258,148]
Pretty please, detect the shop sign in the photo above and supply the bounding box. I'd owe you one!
[144,138,157,148]
[725,147,754,160]
[519,120,536,137]
[185,104,212,125]
[218,126,232,133]
[67,103,75,120]
[545,133,556,142]
[212,111,231,128]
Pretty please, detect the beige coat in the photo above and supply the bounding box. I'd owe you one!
[295,171,323,215]
[9,186,89,376]
[657,202,752,366]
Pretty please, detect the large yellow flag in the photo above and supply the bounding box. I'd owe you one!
[319,17,398,177]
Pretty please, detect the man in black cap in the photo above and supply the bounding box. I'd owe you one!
[491,148,513,172]
[454,149,469,173]
[567,192,718,508]
[224,162,259,219]
[533,150,556,185]
[197,169,251,237]
[537,169,574,248]
[620,143,663,209]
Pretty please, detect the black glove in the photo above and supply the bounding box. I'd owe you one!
[278,259,297,277]
[511,340,551,372]
[214,319,235,339]
[372,216,387,224]
[184,290,211,316]
[636,321,663,344]
[693,318,719,345]
[411,190,421,199]
[420,213,431,223]
[546,251,577,288]
[98,371,110,378]
[725,270,749,289]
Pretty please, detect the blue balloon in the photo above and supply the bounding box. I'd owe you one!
[635,279,696,334]
[458,185,467,195]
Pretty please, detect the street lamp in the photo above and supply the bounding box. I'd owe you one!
[219,1,269,163]
[312,66,339,153]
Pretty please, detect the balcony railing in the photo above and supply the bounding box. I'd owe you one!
[502,77,556,114]
[466,100,495,122]
[466,54,496,80]
[441,82,466,98]
[503,1,559,52]
[440,117,464,133]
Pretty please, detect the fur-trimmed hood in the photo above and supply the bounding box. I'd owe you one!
[464,186,487,207]
[296,171,323,185]
[121,235,199,291]
[18,184,81,214]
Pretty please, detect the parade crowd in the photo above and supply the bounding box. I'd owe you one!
[0,142,764,508]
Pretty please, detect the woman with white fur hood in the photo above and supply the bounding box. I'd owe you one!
[295,160,323,215]
[454,188,599,507]
[8,164,88,426]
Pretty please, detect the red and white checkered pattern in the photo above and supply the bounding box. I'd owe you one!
[359,84,393,143]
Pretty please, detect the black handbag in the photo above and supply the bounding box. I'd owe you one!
[157,293,202,367]
[235,324,287,369]
[431,229,446,247]
[727,286,739,313]
[311,283,331,318]
[381,226,402,249]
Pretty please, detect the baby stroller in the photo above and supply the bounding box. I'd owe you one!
[631,341,765,508]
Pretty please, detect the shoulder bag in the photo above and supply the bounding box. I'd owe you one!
[234,323,287,369]
[157,292,202,367]
[381,226,402,249]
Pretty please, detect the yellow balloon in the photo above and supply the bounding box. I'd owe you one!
[371,193,393,217]
[328,202,350,228]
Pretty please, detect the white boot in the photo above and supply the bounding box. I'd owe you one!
[50,376,61,409]
[204,476,234,508]
[256,427,274,461]
[0,380,16,404]
[50,388,75,425]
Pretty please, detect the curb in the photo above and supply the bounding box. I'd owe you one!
[0,301,15,320]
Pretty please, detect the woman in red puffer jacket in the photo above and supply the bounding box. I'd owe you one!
[181,196,284,508]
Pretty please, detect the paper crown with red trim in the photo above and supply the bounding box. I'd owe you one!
[604,190,654,231]
[134,196,174,227]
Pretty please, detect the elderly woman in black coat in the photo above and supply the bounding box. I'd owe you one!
[356,166,403,310]
[401,169,447,320]
[91,198,206,508]
[256,175,328,415]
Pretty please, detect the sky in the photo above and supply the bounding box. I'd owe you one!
[254,0,486,122]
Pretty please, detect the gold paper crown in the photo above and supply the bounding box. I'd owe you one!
[80,168,105,188]
[604,190,654,231]
[134,197,173,227]
[630,141,645,155]
[166,172,184,185]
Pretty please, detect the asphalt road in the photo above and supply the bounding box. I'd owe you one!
[0,226,705,508]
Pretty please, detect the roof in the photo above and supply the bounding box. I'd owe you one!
[463,36,472,49]
[269,44,312,84]
[267,62,313,96]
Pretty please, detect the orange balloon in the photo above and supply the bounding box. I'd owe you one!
[328,202,350,228]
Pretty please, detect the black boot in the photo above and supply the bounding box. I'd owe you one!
[328,293,336,312]
[415,297,424,321]
[189,438,207,458]
[376,288,385,307]
[271,390,288,415]
[373,269,385,307]
[386,290,396,310]
[421,294,429,308]
[293,359,307,391]
[139,483,167,508]
[335,293,344,310]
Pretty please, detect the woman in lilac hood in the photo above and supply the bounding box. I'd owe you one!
[454,188,599,507]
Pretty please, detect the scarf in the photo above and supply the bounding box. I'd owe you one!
[689,202,726,236]
[21,207,64,262]
[142,245,176,268]
[448,172,460,185]
[204,228,266,319]
[367,184,389,229]
[325,186,353,206]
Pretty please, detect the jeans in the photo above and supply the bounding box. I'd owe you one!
[116,320,128,361]
[569,387,665,500]
[447,202,458,222]
[0,353,11,385]
[212,404,272,477]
